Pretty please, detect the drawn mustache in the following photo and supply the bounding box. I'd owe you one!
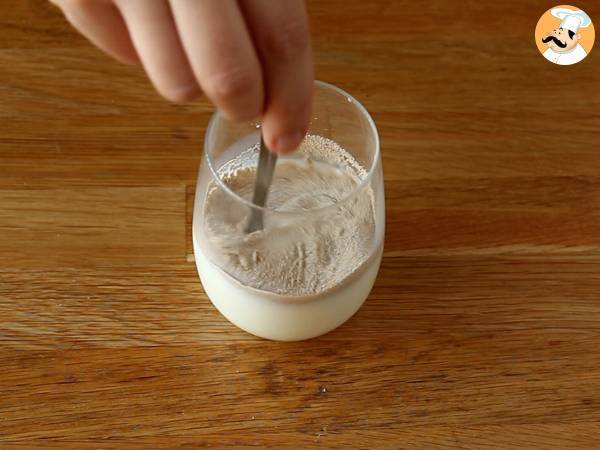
[542,35,567,48]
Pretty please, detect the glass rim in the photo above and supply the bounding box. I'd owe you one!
[203,80,380,216]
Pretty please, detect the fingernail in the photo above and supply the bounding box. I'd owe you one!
[273,131,304,154]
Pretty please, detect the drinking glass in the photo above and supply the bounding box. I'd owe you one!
[193,81,384,341]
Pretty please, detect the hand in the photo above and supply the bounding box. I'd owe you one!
[51,0,314,154]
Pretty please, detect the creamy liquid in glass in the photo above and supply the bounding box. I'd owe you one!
[193,135,382,340]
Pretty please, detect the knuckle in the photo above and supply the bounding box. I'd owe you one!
[264,19,310,61]
[56,0,94,22]
[157,84,199,103]
[204,66,258,104]
[59,0,92,10]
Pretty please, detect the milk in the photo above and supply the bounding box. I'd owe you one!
[193,233,383,341]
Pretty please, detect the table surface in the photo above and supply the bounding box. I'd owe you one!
[2,0,600,448]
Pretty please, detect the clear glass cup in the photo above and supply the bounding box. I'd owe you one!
[193,80,384,341]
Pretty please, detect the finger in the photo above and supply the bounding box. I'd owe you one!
[240,0,313,154]
[169,0,263,121]
[115,0,200,102]
[50,0,138,64]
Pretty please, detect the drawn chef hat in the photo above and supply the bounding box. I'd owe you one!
[551,7,592,33]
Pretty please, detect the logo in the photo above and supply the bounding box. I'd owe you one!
[535,5,594,65]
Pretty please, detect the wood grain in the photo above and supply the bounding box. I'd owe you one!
[2,0,600,447]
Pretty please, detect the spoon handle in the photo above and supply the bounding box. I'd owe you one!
[245,134,277,233]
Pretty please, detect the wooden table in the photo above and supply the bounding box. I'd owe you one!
[2,1,600,448]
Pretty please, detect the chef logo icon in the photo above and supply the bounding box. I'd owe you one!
[535,5,595,65]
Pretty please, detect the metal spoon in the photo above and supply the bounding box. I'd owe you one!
[245,134,277,233]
